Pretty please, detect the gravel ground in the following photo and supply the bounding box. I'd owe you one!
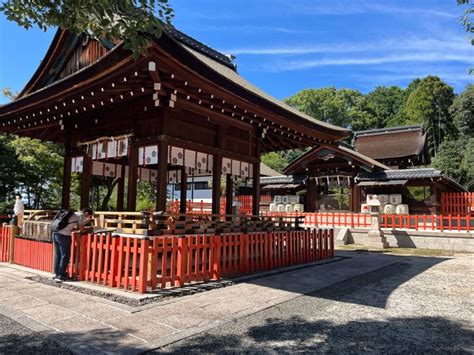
[0,314,72,354]
[155,254,474,354]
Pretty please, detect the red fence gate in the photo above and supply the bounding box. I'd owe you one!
[442,192,474,215]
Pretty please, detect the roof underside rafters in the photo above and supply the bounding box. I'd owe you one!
[0,29,350,152]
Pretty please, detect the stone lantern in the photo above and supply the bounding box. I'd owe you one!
[366,198,388,249]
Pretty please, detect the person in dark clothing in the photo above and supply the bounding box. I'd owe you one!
[52,208,93,282]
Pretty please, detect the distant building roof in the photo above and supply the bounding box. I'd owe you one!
[353,125,427,162]
[260,163,283,177]
[356,168,465,191]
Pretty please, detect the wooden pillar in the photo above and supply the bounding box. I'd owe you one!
[156,138,169,212]
[252,136,261,216]
[80,154,92,209]
[212,154,222,215]
[349,178,355,212]
[127,143,138,211]
[226,174,233,215]
[179,166,187,213]
[61,155,72,209]
[307,178,317,212]
[352,184,361,213]
[252,161,261,216]
[116,164,126,211]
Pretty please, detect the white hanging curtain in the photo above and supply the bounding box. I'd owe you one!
[168,146,213,174]
[92,162,122,178]
[71,156,84,173]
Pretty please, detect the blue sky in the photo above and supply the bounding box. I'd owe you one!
[0,0,472,105]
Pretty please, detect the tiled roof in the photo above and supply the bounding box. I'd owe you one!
[356,168,466,191]
[261,175,306,185]
[357,168,442,181]
[165,26,237,70]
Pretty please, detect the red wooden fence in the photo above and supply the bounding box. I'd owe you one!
[170,195,272,215]
[442,192,474,215]
[0,224,11,262]
[263,212,474,232]
[72,229,333,293]
[13,238,53,272]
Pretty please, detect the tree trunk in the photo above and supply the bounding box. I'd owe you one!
[100,178,119,211]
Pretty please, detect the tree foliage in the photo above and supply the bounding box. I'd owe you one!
[450,84,474,137]
[0,0,174,57]
[404,76,456,155]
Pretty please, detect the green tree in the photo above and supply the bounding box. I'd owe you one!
[0,135,22,210]
[433,137,474,190]
[450,84,474,137]
[285,87,373,129]
[365,86,406,128]
[404,76,456,156]
[261,152,289,173]
[8,137,64,208]
[0,0,174,57]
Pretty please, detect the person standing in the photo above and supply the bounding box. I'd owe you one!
[52,208,93,282]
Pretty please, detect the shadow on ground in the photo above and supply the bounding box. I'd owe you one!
[157,315,473,354]
[247,251,448,308]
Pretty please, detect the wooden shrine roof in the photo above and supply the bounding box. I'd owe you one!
[356,168,466,192]
[353,125,427,161]
[0,27,350,151]
[283,142,389,177]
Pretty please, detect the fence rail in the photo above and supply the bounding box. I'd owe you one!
[263,212,474,232]
[442,192,474,215]
[169,195,272,215]
[0,225,11,262]
[70,229,333,293]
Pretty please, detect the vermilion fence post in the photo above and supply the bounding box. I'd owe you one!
[138,238,149,293]
[213,235,221,280]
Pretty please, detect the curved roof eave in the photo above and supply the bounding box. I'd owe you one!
[283,143,389,175]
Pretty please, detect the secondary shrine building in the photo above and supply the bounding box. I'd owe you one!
[0,27,349,214]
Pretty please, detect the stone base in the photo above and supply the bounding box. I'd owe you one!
[366,230,389,249]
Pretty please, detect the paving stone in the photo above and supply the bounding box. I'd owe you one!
[158,314,210,330]
[0,295,49,311]
[21,304,78,325]
[51,315,112,334]
[105,314,176,341]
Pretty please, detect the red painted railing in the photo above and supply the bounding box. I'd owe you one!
[263,212,474,232]
[442,192,474,215]
[169,195,272,215]
[13,238,53,272]
[72,229,334,293]
[0,224,11,262]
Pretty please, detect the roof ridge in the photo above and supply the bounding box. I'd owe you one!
[164,26,237,70]
[354,124,423,136]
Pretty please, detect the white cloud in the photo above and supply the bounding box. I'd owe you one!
[222,36,472,56]
[288,0,456,18]
[269,53,473,71]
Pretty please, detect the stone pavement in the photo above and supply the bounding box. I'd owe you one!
[0,251,404,353]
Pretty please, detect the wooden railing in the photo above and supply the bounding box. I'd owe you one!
[0,224,11,262]
[263,212,474,232]
[442,192,474,215]
[70,229,334,293]
[169,195,272,215]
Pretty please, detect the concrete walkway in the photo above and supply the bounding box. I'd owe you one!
[1,251,406,353]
